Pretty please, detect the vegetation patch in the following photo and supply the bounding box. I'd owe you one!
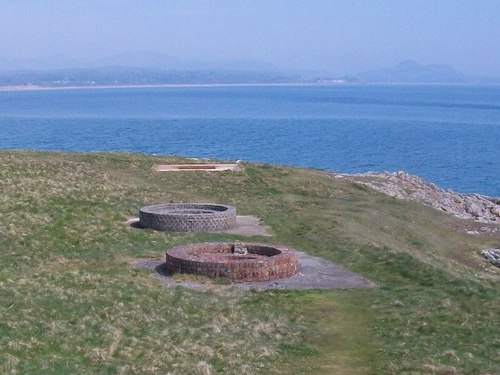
[0,151,499,374]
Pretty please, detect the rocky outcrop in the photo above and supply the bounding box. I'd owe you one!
[481,249,500,267]
[332,171,500,224]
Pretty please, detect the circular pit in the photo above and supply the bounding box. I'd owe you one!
[139,203,236,232]
[165,242,299,282]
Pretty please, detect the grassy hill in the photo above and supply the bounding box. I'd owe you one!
[0,151,498,374]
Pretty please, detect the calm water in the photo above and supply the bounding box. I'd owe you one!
[1,85,499,196]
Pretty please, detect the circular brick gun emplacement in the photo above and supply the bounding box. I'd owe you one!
[139,203,236,232]
[165,242,299,282]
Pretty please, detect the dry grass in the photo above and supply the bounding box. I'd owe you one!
[0,151,499,374]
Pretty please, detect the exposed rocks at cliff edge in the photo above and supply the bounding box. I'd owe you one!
[480,248,500,267]
[332,171,500,224]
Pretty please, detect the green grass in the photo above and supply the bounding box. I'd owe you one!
[0,151,499,374]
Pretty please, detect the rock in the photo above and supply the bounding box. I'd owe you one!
[480,248,500,267]
[465,200,484,217]
[333,171,500,224]
[491,206,500,218]
[233,246,248,255]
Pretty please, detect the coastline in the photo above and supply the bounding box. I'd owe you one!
[1,149,499,222]
[1,82,499,93]
[331,170,500,225]
[0,82,325,92]
[1,85,498,197]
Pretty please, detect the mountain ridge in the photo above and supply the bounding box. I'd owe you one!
[0,57,499,86]
[355,60,500,84]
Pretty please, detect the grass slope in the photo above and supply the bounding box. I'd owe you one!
[0,151,499,375]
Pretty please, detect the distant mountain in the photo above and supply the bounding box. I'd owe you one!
[86,51,278,72]
[92,51,182,70]
[0,51,280,74]
[0,67,298,87]
[184,58,277,72]
[357,60,468,83]
[0,54,82,71]
[0,51,293,87]
[2,55,499,87]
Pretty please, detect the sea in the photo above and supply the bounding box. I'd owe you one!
[0,84,499,197]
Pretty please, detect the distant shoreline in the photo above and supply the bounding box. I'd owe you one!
[0,82,328,92]
[1,82,499,92]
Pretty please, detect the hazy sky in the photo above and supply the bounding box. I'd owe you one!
[1,0,500,76]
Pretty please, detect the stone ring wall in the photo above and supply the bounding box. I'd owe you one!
[165,242,299,282]
[139,203,236,232]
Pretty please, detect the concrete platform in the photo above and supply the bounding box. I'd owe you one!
[125,215,271,236]
[132,252,375,291]
[153,163,242,172]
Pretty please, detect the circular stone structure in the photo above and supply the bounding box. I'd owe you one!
[139,203,236,232]
[165,242,299,282]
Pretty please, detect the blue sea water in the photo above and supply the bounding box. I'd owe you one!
[0,84,499,196]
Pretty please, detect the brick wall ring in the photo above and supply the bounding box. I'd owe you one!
[139,203,236,232]
[165,242,299,282]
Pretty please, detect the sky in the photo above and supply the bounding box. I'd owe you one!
[1,0,499,76]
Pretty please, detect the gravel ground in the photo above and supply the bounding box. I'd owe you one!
[132,252,375,291]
